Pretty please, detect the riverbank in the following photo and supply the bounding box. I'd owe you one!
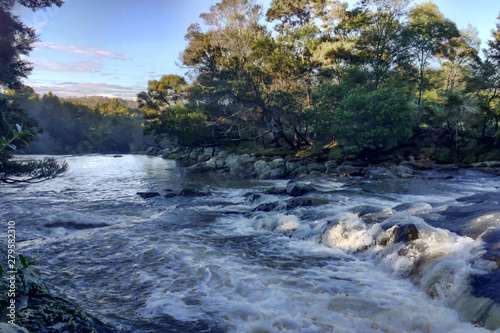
[0,242,114,332]
[148,145,500,180]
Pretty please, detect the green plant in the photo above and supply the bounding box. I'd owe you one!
[18,254,36,269]
[0,124,33,153]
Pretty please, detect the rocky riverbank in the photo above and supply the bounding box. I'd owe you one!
[0,242,114,333]
[148,146,500,180]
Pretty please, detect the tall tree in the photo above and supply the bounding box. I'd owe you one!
[407,1,459,117]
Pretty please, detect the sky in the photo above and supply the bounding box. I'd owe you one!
[13,0,500,100]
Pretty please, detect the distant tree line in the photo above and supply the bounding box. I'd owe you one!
[1,88,145,154]
[139,0,500,163]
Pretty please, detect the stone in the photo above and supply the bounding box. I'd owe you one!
[350,205,384,217]
[253,202,280,212]
[265,187,287,195]
[203,147,215,157]
[391,165,414,178]
[472,161,500,168]
[145,146,159,156]
[246,193,262,203]
[137,192,161,199]
[268,158,285,169]
[254,160,272,179]
[335,164,358,176]
[0,323,30,333]
[366,168,398,180]
[325,161,339,174]
[0,243,114,333]
[308,163,326,173]
[285,198,313,209]
[392,224,419,243]
[179,187,209,196]
[286,182,314,197]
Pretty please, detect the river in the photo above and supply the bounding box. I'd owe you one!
[1,154,500,332]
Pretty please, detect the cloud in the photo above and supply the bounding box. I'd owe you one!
[35,42,131,60]
[29,82,141,100]
[31,58,102,72]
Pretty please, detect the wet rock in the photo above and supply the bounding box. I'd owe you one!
[179,187,209,197]
[145,146,160,156]
[381,224,419,245]
[285,198,313,209]
[365,168,397,180]
[265,187,287,195]
[392,224,419,243]
[325,161,339,174]
[456,193,500,204]
[391,165,414,178]
[0,323,30,333]
[285,161,309,178]
[392,202,432,214]
[308,163,326,173]
[0,243,113,333]
[268,158,285,170]
[137,192,161,199]
[113,155,122,158]
[254,160,272,179]
[225,154,256,177]
[164,193,177,198]
[286,182,314,197]
[253,202,279,212]
[350,205,384,217]
[246,193,262,203]
[334,163,359,176]
[472,161,500,168]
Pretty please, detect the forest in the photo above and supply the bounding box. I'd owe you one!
[138,0,500,163]
[2,0,500,171]
[1,88,144,155]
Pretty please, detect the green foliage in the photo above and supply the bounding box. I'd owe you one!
[331,87,413,154]
[0,0,63,89]
[2,90,145,154]
[18,254,36,269]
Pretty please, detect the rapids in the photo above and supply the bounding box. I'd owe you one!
[1,154,500,332]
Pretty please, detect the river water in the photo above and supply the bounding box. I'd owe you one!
[2,155,500,332]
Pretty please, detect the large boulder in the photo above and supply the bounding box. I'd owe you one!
[286,182,314,197]
[391,165,414,178]
[137,192,161,199]
[285,198,313,209]
[0,243,113,333]
[285,161,309,178]
[254,160,272,179]
[225,154,257,177]
[179,187,210,197]
[145,146,160,156]
[325,161,339,174]
[334,163,359,176]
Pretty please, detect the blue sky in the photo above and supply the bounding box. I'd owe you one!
[13,0,500,99]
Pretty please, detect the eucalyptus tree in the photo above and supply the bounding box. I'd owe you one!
[352,0,411,89]
[407,1,459,117]
[182,0,304,149]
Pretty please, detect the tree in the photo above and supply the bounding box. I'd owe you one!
[331,85,413,154]
[407,1,459,117]
[0,0,63,89]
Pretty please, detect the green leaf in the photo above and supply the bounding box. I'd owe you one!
[19,254,27,268]
[16,124,22,132]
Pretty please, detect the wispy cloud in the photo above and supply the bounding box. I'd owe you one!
[35,42,131,60]
[31,58,102,72]
[30,82,141,100]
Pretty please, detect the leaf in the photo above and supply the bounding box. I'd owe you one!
[8,144,16,150]
[19,254,27,268]
[16,124,22,133]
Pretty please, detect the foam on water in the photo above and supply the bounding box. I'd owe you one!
[7,155,500,332]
